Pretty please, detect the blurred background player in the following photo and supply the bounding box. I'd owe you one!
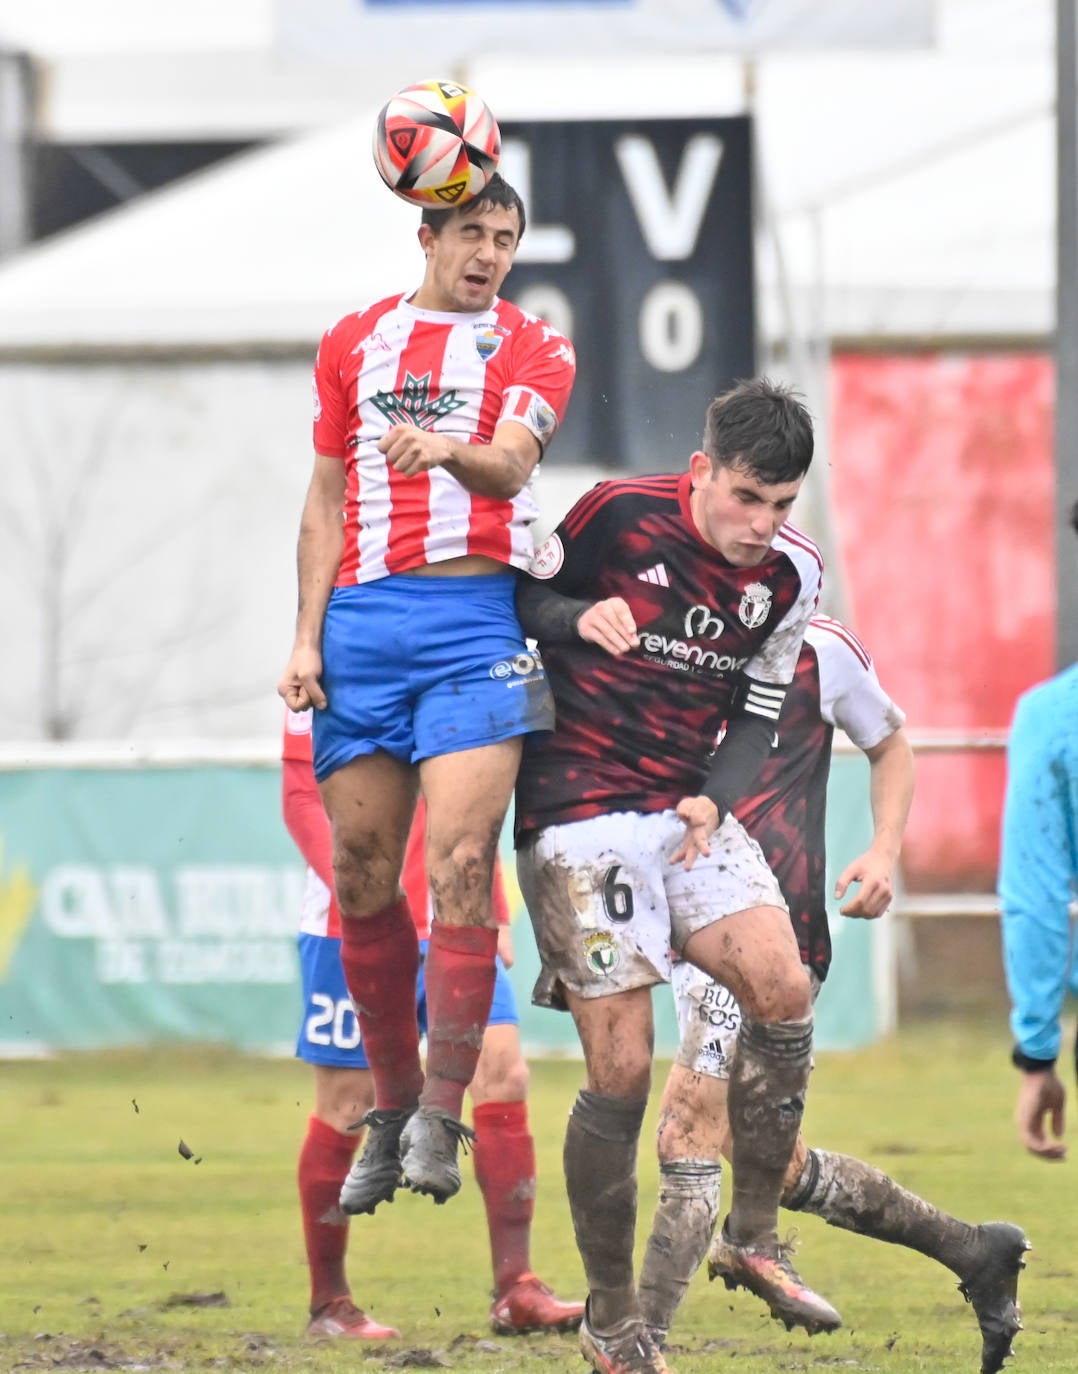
[637,616,1028,1374]
[277,172,577,1211]
[1001,499,1078,1162]
[282,707,585,1340]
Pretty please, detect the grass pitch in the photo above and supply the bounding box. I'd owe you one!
[1,1017,1074,1373]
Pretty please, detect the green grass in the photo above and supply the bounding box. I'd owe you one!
[0,1018,1072,1372]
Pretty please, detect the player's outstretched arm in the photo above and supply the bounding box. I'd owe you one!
[670,680,781,871]
[835,726,915,917]
[1015,1066,1067,1160]
[277,452,345,712]
[515,576,639,654]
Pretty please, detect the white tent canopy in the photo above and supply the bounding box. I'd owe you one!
[0,20,1057,350]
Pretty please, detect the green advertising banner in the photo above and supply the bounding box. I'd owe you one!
[0,754,886,1057]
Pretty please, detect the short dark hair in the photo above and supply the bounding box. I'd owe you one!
[1071,498,1078,536]
[420,172,526,242]
[702,377,814,484]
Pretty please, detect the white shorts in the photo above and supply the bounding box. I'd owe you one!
[672,959,823,1079]
[516,808,786,1011]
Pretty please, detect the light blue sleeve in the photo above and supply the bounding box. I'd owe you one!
[998,672,1078,1062]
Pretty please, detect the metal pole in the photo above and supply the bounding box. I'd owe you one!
[1056,0,1078,667]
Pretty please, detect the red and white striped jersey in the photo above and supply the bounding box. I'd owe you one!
[313,293,576,585]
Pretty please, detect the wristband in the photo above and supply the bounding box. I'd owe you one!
[1011,1045,1057,1073]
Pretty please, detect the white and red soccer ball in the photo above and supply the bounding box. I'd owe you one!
[373,80,501,208]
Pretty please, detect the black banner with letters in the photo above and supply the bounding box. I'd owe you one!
[498,117,754,472]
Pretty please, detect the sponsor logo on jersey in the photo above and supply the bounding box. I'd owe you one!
[639,629,749,675]
[353,330,391,356]
[738,581,773,629]
[637,563,670,587]
[684,604,725,639]
[311,373,322,423]
[529,533,564,580]
[583,930,619,976]
[489,650,544,683]
[474,323,509,361]
[371,371,466,431]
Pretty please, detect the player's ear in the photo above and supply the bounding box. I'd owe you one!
[417,223,435,255]
[689,449,714,486]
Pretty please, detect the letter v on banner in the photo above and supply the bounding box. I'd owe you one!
[615,133,725,260]
[499,116,754,472]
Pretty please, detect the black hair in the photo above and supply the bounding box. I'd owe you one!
[420,172,526,241]
[1070,497,1078,537]
[702,377,814,483]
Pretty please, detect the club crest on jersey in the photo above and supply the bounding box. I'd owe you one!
[583,931,619,977]
[738,581,773,629]
[371,371,465,431]
[474,323,509,362]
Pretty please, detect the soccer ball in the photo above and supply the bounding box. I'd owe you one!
[373,80,501,209]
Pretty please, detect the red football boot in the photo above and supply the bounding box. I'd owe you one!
[305,1296,400,1340]
[490,1272,586,1335]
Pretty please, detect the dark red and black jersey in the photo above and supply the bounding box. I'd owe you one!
[735,616,905,981]
[514,472,823,839]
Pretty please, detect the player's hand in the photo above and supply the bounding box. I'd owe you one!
[576,598,640,656]
[277,644,327,712]
[1016,1068,1067,1160]
[379,424,452,477]
[669,795,721,870]
[497,924,515,969]
[835,847,894,918]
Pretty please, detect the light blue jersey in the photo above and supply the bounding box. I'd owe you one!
[999,663,1078,1062]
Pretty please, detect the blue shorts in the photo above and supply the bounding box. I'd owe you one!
[295,933,519,1068]
[312,573,554,782]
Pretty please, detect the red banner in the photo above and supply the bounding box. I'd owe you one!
[831,353,1055,889]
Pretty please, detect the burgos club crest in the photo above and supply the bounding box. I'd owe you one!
[738,581,773,629]
[474,323,509,361]
[583,931,619,977]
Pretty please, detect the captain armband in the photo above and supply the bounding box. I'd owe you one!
[742,679,788,723]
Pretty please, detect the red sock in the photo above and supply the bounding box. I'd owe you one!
[472,1100,536,1296]
[420,924,499,1115]
[339,900,423,1110]
[298,1115,356,1314]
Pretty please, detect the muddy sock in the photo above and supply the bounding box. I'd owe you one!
[472,1100,536,1297]
[421,924,499,1116]
[339,901,423,1110]
[785,1148,981,1273]
[726,1015,812,1247]
[638,1158,723,1340]
[563,1090,648,1331]
[298,1115,356,1313]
